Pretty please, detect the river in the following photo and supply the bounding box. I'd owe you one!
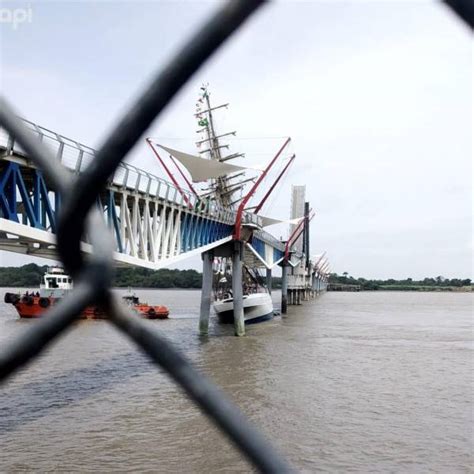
[0,290,472,472]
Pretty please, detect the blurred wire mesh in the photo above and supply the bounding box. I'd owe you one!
[0,1,292,471]
[0,0,470,471]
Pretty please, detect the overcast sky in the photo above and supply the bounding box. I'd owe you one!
[0,0,472,279]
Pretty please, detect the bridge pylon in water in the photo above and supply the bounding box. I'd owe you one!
[0,92,329,336]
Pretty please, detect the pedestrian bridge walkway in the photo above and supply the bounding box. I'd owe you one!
[0,118,284,269]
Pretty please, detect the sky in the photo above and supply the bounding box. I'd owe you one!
[0,0,472,279]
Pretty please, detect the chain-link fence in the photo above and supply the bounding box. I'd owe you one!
[0,1,470,472]
[0,1,292,471]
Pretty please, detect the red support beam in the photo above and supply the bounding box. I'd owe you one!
[146,139,193,209]
[234,137,291,240]
[253,154,295,214]
[148,138,199,198]
[284,210,315,259]
[170,155,199,198]
[313,251,327,271]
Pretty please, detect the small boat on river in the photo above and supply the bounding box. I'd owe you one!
[214,291,274,325]
[4,267,169,320]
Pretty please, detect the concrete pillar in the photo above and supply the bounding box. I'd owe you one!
[232,242,245,336]
[297,290,301,305]
[281,265,288,314]
[199,251,213,335]
[266,268,272,295]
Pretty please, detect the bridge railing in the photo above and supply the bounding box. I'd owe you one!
[0,120,238,225]
[253,228,285,252]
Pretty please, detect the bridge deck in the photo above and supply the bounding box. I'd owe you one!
[0,119,285,269]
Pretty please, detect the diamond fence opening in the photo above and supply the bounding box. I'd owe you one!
[0,1,291,471]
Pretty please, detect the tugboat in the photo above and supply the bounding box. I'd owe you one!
[4,267,169,320]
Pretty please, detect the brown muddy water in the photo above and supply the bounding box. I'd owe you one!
[0,290,472,472]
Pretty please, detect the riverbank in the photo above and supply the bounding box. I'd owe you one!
[375,285,472,292]
[0,264,470,292]
[329,285,472,292]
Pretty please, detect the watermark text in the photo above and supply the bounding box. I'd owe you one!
[0,5,33,30]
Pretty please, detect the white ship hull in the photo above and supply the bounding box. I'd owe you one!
[213,292,274,324]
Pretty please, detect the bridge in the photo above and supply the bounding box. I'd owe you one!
[0,117,329,336]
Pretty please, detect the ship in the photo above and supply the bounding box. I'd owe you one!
[4,266,169,319]
[213,293,274,324]
[147,85,278,325]
[213,263,274,324]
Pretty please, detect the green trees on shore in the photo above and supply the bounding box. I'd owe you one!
[0,263,46,287]
[0,264,202,289]
[329,273,471,291]
[114,267,202,288]
[0,264,470,291]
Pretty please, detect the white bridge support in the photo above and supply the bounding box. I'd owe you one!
[266,268,272,295]
[199,250,213,336]
[232,241,245,337]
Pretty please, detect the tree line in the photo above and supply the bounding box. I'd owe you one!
[0,264,202,289]
[329,272,472,291]
[0,264,470,291]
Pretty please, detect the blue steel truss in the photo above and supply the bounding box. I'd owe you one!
[0,161,57,232]
[180,213,233,252]
[0,159,237,262]
[250,235,285,263]
[106,190,123,253]
[0,118,287,268]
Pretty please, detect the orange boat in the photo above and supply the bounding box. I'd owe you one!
[4,267,169,320]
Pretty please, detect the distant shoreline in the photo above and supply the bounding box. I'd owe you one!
[0,264,471,293]
[371,286,471,292]
[0,286,471,294]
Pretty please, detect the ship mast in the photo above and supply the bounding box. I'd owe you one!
[196,85,246,208]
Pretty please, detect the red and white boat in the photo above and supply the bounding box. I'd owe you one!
[4,267,169,320]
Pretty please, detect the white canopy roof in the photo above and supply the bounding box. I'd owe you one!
[156,144,248,183]
[260,216,303,228]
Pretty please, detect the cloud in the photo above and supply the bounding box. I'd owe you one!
[0,1,471,278]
